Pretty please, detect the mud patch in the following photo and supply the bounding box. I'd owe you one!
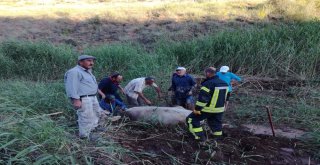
[107,121,317,165]
[242,124,306,139]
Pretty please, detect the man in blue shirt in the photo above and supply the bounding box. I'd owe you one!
[169,67,196,110]
[98,73,124,102]
[99,94,127,116]
[216,66,241,110]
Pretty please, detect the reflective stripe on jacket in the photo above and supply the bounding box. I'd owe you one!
[195,76,229,113]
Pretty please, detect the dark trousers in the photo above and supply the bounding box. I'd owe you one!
[186,112,223,140]
[126,95,144,107]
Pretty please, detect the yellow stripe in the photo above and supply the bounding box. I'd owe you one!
[210,89,219,109]
[200,86,210,93]
[213,131,222,136]
[193,127,203,133]
[187,118,199,139]
[196,101,206,107]
[202,107,224,113]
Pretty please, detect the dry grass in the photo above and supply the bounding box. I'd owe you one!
[0,0,319,48]
[1,0,319,22]
[0,0,266,21]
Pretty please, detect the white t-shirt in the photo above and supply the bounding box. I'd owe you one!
[124,77,158,99]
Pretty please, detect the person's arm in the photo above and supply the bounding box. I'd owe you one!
[171,76,176,91]
[98,78,107,98]
[65,70,81,109]
[195,82,212,112]
[98,89,106,99]
[118,85,125,95]
[231,73,241,82]
[153,83,162,98]
[136,92,152,105]
[188,76,197,95]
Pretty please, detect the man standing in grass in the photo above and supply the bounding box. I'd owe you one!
[64,55,101,140]
[186,67,229,142]
[169,67,196,110]
[124,77,162,106]
[216,66,241,110]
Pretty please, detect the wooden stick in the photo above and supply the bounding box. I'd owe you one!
[265,106,275,137]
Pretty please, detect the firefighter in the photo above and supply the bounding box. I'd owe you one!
[186,67,229,141]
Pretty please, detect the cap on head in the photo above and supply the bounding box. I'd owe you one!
[205,67,216,74]
[220,66,229,73]
[78,55,96,61]
[111,72,120,79]
[176,67,186,71]
[145,76,155,81]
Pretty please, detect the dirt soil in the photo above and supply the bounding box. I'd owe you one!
[102,120,318,165]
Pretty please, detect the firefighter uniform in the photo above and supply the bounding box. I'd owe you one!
[186,75,229,140]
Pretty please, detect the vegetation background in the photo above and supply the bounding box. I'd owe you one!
[0,0,319,164]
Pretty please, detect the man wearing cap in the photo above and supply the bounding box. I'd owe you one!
[98,73,124,102]
[216,66,241,110]
[186,67,229,142]
[64,55,101,139]
[169,67,196,110]
[124,77,162,106]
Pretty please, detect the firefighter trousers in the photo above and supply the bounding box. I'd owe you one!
[186,112,223,140]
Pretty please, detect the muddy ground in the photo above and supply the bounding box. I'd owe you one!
[87,77,319,165]
[99,120,316,165]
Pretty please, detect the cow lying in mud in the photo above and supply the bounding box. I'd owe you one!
[125,106,192,125]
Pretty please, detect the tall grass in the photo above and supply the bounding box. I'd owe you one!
[1,22,319,81]
[0,41,76,80]
[0,80,132,164]
[157,22,320,79]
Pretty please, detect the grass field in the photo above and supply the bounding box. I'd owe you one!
[0,0,320,164]
[0,0,319,48]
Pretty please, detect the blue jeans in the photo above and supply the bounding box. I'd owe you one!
[175,95,194,108]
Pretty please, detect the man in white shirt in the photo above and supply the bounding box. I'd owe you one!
[124,77,162,106]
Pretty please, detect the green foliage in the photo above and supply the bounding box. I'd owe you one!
[85,44,175,80]
[0,41,76,80]
[1,22,319,81]
[157,22,320,79]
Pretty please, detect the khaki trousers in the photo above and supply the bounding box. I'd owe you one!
[76,96,101,137]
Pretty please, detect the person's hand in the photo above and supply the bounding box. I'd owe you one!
[193,110,201,115]
[145,99,152,105]
[101,94,106,99]
[73,99,82,109]
[120,89,125,95]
